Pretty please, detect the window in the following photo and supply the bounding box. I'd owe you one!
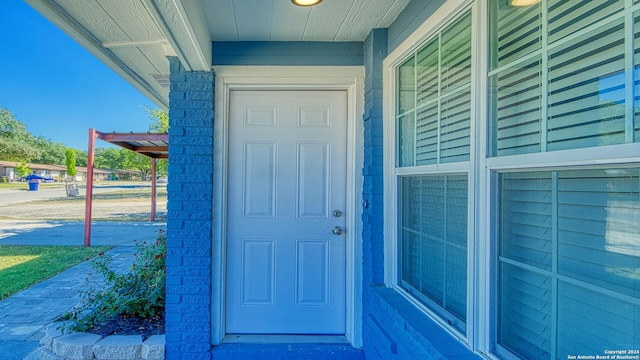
[397,12,472,167]
[400,175,468,331]
[394,10,472,333]
[386,0,640,357]
[489,0,640,358]
[497,168,640,359]
[488,0,638,156]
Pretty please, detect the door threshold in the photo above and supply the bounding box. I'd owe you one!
[223,334,349,344]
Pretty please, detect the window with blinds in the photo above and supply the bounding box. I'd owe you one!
[397,12,471,167]
[498,168,640,359]
[488,0,637,156]
[400,174,468,332]
[394,9,472,335]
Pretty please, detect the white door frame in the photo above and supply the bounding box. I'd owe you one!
[212,66,365,347]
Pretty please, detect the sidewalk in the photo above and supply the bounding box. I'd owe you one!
[0,220,165,360]
[0,220,163,246]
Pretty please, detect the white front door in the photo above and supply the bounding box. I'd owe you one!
[226,90,347,334]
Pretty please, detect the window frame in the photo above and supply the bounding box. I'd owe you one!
[383,0,478,345]
[384,0,640,358]
[486,0,640,358]
[491,164,640,360]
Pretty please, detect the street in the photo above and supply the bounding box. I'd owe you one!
[0,183,155,207]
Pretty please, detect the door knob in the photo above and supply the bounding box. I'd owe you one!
[332,226,344,235]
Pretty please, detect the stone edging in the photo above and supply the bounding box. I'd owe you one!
[38,323,164,360]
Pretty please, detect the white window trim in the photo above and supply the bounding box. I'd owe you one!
[383,0,477,349]
[385,0,640,359]
[483,1,640,358]
[212,66,365,347]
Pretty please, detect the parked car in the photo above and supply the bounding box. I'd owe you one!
[156,177,168,184]
[25,174,54,182]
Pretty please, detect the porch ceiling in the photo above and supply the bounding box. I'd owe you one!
[26,0,410,108]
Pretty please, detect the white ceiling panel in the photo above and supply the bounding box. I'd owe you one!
[55,0,129,42]
[303,1,358,41]
[233,0,274,41]
[203,0,239,41]
[270,0,312,41]
[205,0,411,42]
[95,0,164,42]
[334,0,410,41]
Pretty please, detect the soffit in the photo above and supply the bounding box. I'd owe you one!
[26,0,411,107]
[26,0,177,109]
[205,0,411,41]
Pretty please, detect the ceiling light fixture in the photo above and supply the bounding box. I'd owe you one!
[291,0,322,7]
[511,0,541,6]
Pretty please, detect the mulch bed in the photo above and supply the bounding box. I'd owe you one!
[89,313,165,340]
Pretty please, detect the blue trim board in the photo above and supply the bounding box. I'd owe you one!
[212,41,364,66]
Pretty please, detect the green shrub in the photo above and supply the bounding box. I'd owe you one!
[63,229,166,332]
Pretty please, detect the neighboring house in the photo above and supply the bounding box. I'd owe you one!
[0,160,18,181]
[0,161,117,182]
[74,167,114,182]
[0,160,65,180]
[27,1,640,359]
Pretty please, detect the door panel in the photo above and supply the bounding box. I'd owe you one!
[226,90,347,334]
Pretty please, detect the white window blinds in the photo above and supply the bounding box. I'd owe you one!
[498,168,640,359]
[400,175,468,331]
[397,12,471,167]
[489,0,638,156]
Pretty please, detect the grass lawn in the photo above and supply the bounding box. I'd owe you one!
[0,245,111,300]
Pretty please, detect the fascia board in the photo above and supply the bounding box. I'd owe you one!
[144,0,211,71]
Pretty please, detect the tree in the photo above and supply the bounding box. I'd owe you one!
[15,161,31,178]
[74,149,88,167]
[0,107,40,161]
[94,148,124,170]
[147,107,169,133]
[147,108,169,176]
[32,136,66,165]
[122,149,153,180]
[65,149,77,178]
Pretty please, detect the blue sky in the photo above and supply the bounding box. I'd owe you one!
[0,1,159,151]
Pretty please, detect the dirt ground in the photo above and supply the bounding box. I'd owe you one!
[0,187,167,222]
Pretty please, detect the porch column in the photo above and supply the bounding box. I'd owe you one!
[165,56,214,359]
[84,128,97,247]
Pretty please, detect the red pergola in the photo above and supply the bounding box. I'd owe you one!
[84,128,168,246]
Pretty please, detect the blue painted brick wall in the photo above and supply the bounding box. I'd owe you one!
[360,29,479,360]
[362,29,387,287]
[166,57,214,360]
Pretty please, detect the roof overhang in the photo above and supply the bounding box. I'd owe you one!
[96,131,168,159]
[26,0,411,107]
[25,0,213,109]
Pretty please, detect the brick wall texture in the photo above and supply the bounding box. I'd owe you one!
[165,57,214,360]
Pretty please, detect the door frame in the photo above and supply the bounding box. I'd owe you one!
[212,66,365,347]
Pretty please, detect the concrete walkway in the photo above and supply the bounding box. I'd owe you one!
[0,220,165,360]
[0,220,164,246]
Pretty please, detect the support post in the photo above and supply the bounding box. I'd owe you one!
[84,129,97,246]
[151,158,157,222]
